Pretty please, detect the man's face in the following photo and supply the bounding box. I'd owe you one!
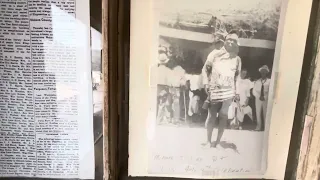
[260,70,268,78]
[224,39,238,53]
[240,70,247,79]
[226,39,237,47]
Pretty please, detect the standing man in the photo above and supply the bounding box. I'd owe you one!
[202,33,242,148]
[236,69,253,107]
[253,65,271,131]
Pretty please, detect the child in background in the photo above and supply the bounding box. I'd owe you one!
[156,90,174,124]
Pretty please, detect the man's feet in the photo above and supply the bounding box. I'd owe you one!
[211,142,224,150]
[201,141,212,148]
[216,144,223,150]
[202,141,225,149]
[211,141,218,148]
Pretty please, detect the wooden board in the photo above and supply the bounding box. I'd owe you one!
[102,0,111,179]
[295,0,320,179]
[284,0,320,179]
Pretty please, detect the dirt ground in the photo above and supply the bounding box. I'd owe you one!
[148,125,266,177]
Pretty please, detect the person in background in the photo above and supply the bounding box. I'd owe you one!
[253,65,271,131]
[202,33,241,148]
[157,90,169,124]
[229,69,253,129]
[157,45,186,124]
[156,47,173,124]
[185,74,203,118]
[237,69,253,107]
[157,47,170,85]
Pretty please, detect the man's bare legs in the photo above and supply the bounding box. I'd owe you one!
[205,109,211,128]
[205,98,233,147]
[205,103,220,146]
[213,98,232,147]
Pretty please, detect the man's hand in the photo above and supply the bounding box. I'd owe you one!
[235,94,240,101]
[244,97,249,106]
[204,84,210,95]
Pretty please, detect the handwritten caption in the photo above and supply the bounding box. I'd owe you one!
[151,154,251,176]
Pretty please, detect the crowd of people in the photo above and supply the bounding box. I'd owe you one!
[156,32,271,148]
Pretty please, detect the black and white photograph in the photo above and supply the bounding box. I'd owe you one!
[149,0,282,177]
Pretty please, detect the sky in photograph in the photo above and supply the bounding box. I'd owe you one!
[155,0,282,14]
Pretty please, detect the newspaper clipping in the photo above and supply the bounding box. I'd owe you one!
[149,0,282,177]
[0,0,94,179]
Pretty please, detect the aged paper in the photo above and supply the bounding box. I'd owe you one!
[0,0,94,179]
[129,0,312,179]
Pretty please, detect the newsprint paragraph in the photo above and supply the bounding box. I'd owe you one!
[0,0,94,179]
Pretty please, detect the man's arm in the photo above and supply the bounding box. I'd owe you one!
[235,57,242,95]
[246,80,253,97]
[264,78,271,98]
[202,51,216,93]
[201,61,209,86]
[243,80,252,106]
[202,52,215,85]
[252,80,259,98]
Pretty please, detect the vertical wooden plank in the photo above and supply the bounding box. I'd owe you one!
[117,0,125,178]
[284,0,319,178]
[118,0,130,178]
[103,0,119,179]
[296,45,320,179]
[101,0,109,179]
[102,0,120,179]
[295,1,320,179]
[297,115,314,178]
